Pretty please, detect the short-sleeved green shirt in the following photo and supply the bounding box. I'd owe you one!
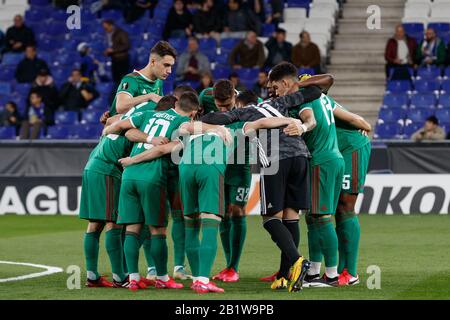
[224,121,251,186]
[331,98,371,154]
[109,70,163,116]
[122,109,190,184]
[199,87,219,114]
[289,93,342,166]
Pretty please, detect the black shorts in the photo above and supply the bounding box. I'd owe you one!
[260,156,310,216]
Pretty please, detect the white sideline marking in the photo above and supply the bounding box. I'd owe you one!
[0,260,63,283]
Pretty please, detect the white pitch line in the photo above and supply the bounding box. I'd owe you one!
[0,260,63,283]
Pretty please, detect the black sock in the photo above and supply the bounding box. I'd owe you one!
[278,219,300,279]
[264,219,300,271]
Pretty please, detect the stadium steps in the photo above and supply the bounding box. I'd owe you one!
[327,0,405,128]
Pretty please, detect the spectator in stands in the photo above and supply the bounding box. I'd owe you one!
[30,68,59,116]
[229,72,246,91]
[416,27,447,67]
[265,28,292,68]
[411,116,446,142]
[266,0,283,27]
[163,0,193,39]
[4,15,35,53]
[1,101,21,134]
[20,91,48,140]
[193,0,222,42]
[196,71,214,94]
[291,31,321,74]
[384,25,417,79]
[223,0,261,38]
[229,31,265,69]
[446,42,450,66]
[125,0,159,22]
[59,69,99,111]
[176,37,211,82]
[246,0,266,23]
[15,45,49,84]
[0,29,5,53]
[102,19,130,84]
[77,43,99,82]
[252,70,269,99]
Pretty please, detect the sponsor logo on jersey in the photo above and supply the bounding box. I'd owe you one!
[122,82,128,90]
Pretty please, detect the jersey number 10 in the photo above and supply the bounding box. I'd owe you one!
[137,118,171,149]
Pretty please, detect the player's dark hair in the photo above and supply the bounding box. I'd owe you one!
[178,92,199,112]
[213,79,235,102]
[156,95,178,111]
[29,90,42,99]
[151,41,177,59]
[426,115,439,125]
[269,62,298,82]
[236,90,259,106]
[6,101,17,109]
[173,85,197,98]
[102,19,114,26]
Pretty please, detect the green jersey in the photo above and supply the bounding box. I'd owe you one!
[122,109,190,184]
[109,70,163,116]
[199,87,219,114]
[224,121,251,185]
[289,93,342,166]
[332,99,370,154]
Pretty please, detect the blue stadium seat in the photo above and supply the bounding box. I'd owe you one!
[438,94,450,108]
[382,93,409,109]
[96,82,114,96]
[374,122,402,139]
[29,0,50,6]
[213,66,231,80]
[14,83,32,96]
[214,53,229,66]
[403,23,424,38]
[378,108,406,123]
[286,0,310,9]
[427,23,450,38]
[163,81,174,95]
[409,93,437,109]
[54,111,79,125]
[38,38,60,52]
[0,83,12,96]
[122,23,145,35]
[298,67,315,76]
[403,122,422,138]
[0,126,16,139]
[2,53,23,66]
[70,125,103,139]
[169,38,188,53]
[80,9,97,21]
[82,111,104,124]
[236,68,260,81]
[177,80,199,90]
[416,66,441,80]
[25,9,46,22]
[220,38,241,51]
[47,22,68,37]
[386,80,412,93]
[441,79,450,93]
[414,79,440,93]
[441,122,450,135]
[101,9,124,21]
[406,108,434,123]
[147,22,164,36]
[51,10,68,21]
[0,67,15,81]
[262,24,276,37]
[46,125,70,139]
[445,67,450,78]
[152,7,170,22]
[88,97,109,110]
[435,109,450,123]
[198,38,217,52]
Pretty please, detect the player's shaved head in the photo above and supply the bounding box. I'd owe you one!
[177,92,200,113]
[156,95,178,111]
[173,85,197,99]
[269,62,298,82]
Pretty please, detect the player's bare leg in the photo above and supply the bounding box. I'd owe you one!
[150,225,183,289]
[124,223,147,290]
[84,221,112,287]
[336,193,360,286]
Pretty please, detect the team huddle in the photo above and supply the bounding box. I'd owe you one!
[78,40,372,294]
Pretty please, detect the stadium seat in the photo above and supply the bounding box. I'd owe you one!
[0,67,15,81]
[96,82,114,96]
[29,0,50,6]
[441,79,450,93]
[88,97,109,110]
[81,111,104,124]
[309,4,337,25]
[220,38,241,51]
[2,53,23,66]
[54,111,79,125]
[416,66,441,80]
[402,22,425,37]
[298,67,315,76]
[213,66,231,80]
[406,108,434,123]
[46,125,70,139]
[262,24,276,37]
[0,126,16,139]
[382,93,409,109]
[286,0,311,9]
[235,68,259,82]
[427,22,450,37]
[402,122,422,138]
[435,108,450,123]
[163,81,174,95]
[387,80,413,93]
[14,83,32,96]
[438,93,450,108]
[169,37,188,53]
[378,108,407,123]
[0,82,12,96]
[70,125,103,139]
[284,8,307,22]
[414,79,440,93]
[410,93,437,109]
[374,122,402,139]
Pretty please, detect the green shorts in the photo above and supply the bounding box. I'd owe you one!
[341,143,371,194]
[310,158,345,215]
[117,179,169,227]
[179,164,225,216]
[79,170,120,222]
[225,166,251,208]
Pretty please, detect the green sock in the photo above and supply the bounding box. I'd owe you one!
[199,218,220,278]
[140,228,155,269]
[185,218,201,277]
[336,212,360,276]
[219,216,232,268]
[306,215,323,264]
[229,216,247,271]
[121,228,128,274]
[171,211,186,267]
[84,231,101,280]
[318,216,338,268]
[151,234,168,276]
[105,228,126,282]
[123,232,140,274]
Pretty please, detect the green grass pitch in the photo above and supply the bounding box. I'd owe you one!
[0,214,449,300]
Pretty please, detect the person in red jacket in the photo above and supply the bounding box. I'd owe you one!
[384,24,417,79]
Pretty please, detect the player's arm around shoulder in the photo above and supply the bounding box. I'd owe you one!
[242,117,304,136]
[178,121,233,144]
[298,105,317,133]
[333,105,372,132]
[119,141,182,167]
